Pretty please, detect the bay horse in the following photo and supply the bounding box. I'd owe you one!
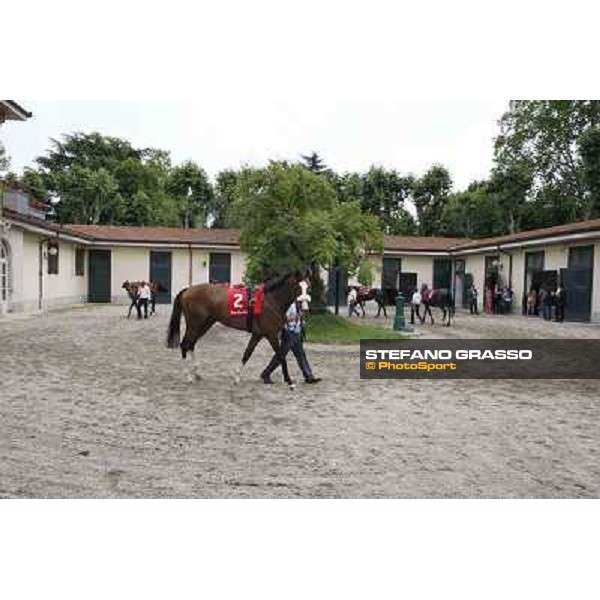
[417,285,454,327]
[166,271,306,388]
[355,287,387,318]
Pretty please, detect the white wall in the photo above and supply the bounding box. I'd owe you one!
[9,231,88,312]
[111,247,149,302]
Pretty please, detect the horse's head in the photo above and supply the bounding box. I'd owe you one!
[121,280,130,290]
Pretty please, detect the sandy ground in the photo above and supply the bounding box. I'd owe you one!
[1,304,600,498]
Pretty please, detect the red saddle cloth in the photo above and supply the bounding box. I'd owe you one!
[422,289,433,302]
[227,284,265,317]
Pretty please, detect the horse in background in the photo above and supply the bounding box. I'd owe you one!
[355,286,387,317]
[417,284,454,327]
[122,280,166,318]
[166,271,307,388]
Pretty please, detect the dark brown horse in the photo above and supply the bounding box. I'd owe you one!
[417,285,454,327]
[355,286,387,317]
[166,271,306,387]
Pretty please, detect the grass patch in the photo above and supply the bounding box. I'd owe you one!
[304,312,405,344]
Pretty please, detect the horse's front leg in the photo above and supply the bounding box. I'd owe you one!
[360,301,366,317]
[234,333,262,385]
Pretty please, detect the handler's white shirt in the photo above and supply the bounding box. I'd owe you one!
[411,292,422,305]
[139,285,151,300]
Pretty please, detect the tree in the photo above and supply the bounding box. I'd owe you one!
[579,127,600,218]
[494,100,600,221]
[0,141,9,174]
[413,165,452,236]
[233,163,382,308]
[168,161,213,228]
[20,168,48,202]
[300,151,328,174]
[440,182,503,238]
[54,165,123,224]
[212,169,239,227]
[486,163,533,233]
[32,132,183,225]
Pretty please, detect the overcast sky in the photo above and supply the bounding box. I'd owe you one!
[2,99,509,191]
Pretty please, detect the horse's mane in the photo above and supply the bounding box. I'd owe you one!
[264,272,294,292]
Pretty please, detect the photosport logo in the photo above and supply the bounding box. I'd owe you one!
[360,339,600,379]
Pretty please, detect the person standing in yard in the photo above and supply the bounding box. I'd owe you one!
[469,284,479,315]
[410,287,421,324]
[137,281,151,319]
[347,286,360,317]
[261,287,321,385]
[541,287,553,321]
[485,286,493,315]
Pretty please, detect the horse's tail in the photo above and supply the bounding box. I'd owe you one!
[167,288,187,349]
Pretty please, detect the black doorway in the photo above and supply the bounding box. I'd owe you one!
[150,251,172,304]
[88,250,112,302]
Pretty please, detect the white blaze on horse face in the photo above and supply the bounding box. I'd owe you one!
[297,280,311,311]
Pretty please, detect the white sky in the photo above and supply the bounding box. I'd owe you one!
[1,99,509,191]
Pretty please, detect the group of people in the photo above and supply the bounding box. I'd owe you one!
[465,281,566,322]
[523,285,566,322]
[480,285,514,315]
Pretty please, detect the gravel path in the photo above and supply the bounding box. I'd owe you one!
[1,305,599,498]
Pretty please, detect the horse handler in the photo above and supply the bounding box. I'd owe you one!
[261,285,321,385]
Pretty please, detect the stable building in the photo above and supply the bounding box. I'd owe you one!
[2,194,600,323]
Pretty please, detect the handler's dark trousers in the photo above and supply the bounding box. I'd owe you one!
[410,304,418,324]
[555,305,565,322]
[262,329,313,381]
[137,298,149,319]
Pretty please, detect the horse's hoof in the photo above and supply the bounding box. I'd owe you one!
[288,383,296,391]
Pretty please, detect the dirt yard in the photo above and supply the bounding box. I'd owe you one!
[1,304,600,498]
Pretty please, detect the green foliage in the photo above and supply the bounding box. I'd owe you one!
[494,100,600,223]
[55,165,123,224]
[440,182,503,238]
[20,168,48,201]
[486,163,533,233]
[233,163,383,291]
[579,127,600,218]
[212,169,239,227]
[301,151,328,174]
[32,132,184,225]
[413,165,452,236]
[357,261,375,287]
[167,160,213,228]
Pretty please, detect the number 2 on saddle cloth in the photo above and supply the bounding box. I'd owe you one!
[227,284,265,330]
